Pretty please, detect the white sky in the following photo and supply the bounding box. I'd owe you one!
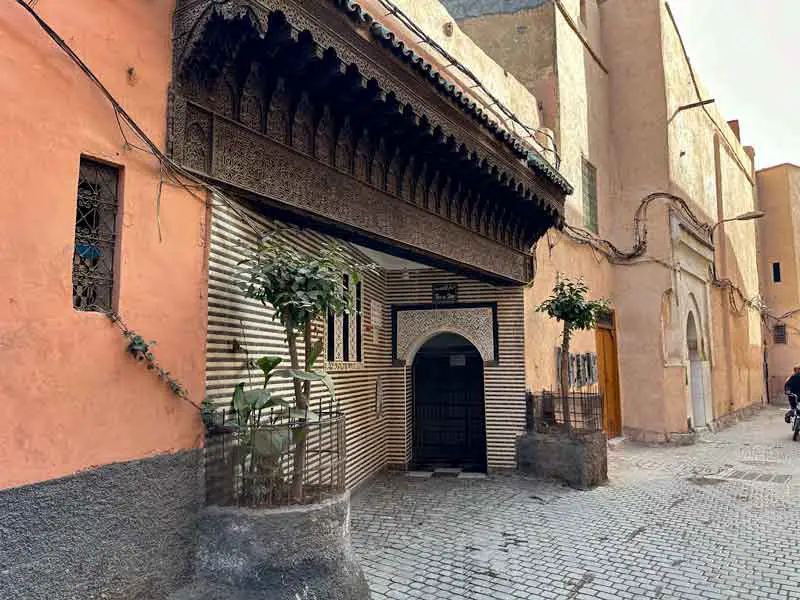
[665,1,800,170]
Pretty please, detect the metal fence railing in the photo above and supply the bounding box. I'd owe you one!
[526,389,604,434]
[204,408,346,508]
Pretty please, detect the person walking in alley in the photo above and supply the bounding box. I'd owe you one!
[783,366,800,422]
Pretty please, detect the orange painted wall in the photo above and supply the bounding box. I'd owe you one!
[0,1,207,489]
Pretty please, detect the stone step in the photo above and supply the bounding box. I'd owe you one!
[607,436,625,450]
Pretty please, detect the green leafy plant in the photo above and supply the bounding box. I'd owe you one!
[107,312,200,410]
[536,275,610,429]
[223,357,296,504]
[237,231,376,499]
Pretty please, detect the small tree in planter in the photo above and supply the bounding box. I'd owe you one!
[536,275,609,430]
[236,231,375,501]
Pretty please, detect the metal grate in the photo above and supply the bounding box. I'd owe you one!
[205,407,346,508]
[774,324,787,345]
[527,389,604,434]
[720,470,791,485]
[72,158,119,312]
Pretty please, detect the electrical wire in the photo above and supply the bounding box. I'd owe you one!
[373,0,561,168]
[560,193,799,332]
[17,1,798,339]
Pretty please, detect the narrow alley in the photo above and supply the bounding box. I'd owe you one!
[353,407,799,600]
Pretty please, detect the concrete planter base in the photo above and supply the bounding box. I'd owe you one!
[517,430,608,489]
[177,492,370,600]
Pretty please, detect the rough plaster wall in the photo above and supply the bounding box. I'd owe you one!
[359,0,544,143]
[553,0,617,235]
[0,450,203,600]
[661,7,717,220]
[661,2,753,222]
[554,0,590,226]
[0,0,207,489]
[600,0,672,435]
[449,3,557,131]
[525,232,613,392]
[440,0,549,19]
[757,166,800,399]
[525,0,618,393]
[660,1,762,415]
[706,147,762,415]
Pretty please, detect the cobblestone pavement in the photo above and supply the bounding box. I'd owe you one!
[351,407,800,600]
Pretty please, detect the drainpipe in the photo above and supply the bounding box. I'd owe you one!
[713,134,736,413]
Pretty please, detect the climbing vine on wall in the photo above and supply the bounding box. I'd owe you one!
[106,311,201,411]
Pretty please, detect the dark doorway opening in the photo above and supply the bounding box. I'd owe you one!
[412,333,486,472]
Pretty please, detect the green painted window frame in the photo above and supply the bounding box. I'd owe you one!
[582,158,598,233]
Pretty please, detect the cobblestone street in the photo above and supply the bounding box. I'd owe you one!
[351,407,800,599]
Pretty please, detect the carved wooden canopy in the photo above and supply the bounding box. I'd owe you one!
[170,0,572,284]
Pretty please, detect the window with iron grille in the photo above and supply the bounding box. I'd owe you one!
[582,158,598,233]
[774,324,788,345]
[326,275,363,363]
[72,158,120,312]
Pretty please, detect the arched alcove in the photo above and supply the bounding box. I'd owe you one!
[412,332,486,472]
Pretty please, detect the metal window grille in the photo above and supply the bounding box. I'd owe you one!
[72,158,120,312]
[582,158,598,233]
[596,310,613,329]
[774,324,788,345]
[326,274,364,362]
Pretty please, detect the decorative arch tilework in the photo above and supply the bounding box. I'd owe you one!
[393,304,497,364]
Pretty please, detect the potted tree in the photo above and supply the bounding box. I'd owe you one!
[186,231,374,600]
[536,275,609,430]
[517,275,610,489]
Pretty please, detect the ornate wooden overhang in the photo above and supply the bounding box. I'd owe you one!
[170,0,572,284]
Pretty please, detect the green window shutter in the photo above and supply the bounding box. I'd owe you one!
[582,158,598,233]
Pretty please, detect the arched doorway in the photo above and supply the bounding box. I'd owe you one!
[412,332,486,472]
[686,312,708,429]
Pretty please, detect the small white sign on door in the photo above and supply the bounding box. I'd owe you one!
[450,354,466,367]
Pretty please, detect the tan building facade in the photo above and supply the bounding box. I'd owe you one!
[443,0,765,440]
[757,164,800,402]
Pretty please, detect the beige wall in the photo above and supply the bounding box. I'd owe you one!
[454,3,559,151]
[659,1,763,421]
[450,0,765,439]
[525,231,613,392]
[600,0,676,439]
[758,164,800,401]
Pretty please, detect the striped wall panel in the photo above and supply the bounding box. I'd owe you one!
[206,197,528,485]
[386,270,527,471]
[205,198,396,489]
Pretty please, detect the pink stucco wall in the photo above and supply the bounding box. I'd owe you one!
[0,1,207,489]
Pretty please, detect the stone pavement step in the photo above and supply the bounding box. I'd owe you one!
[405,470,433,478]
[607,436,625,450]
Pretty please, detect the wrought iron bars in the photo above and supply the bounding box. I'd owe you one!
[205,407,347,508]
[527,389,604,434]
[72,158,119,311]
